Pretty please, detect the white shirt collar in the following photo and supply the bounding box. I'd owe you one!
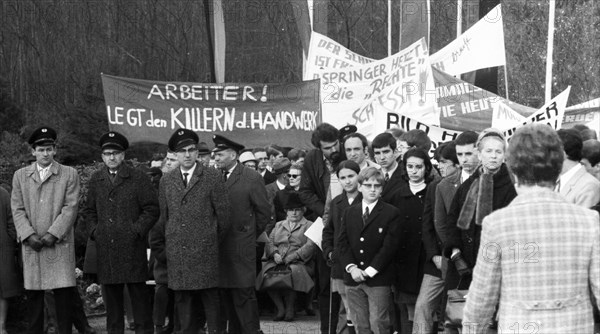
[180,163,197,179]
[228,163,237,175]
[36,163,51,172]
[560,163,582,187]
[382,161,398,177]
[362,200,378,214]
[460,169,472,184]
[276,180,286,190]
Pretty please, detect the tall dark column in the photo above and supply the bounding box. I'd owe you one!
[473,0,501,94]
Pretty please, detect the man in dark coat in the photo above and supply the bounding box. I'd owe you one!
[214,134,270,334]
[298,123,347,334]
[150,129,232,334]
[83,131,159,334]
[372,133,405,203]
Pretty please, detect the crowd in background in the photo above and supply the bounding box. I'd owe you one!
[0,121,599,334]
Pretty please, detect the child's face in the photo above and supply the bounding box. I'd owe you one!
[359,176,383,204]
[338,168,359,193]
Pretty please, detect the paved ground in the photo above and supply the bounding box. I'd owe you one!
[87,313,321,334]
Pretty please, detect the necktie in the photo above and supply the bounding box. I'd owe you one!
[555,179,561,192]
[222,170,229,182]
[362,207,370,226]
[183,172,189,186]
[385,173,389,182]
[110,172,117,182]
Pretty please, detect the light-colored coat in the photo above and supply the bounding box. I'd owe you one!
[11,162,80,290]
[256,217,316,293]
[559,165,600,208]
[463,189,600,334]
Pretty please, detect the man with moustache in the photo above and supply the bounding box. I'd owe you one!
[11,126,80,334]
[213,134,270,334]
[83,131,159,334]
[299,123,347,334]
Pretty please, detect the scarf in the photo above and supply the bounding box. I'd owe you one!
[457,167,494,230]
[409,180,426,195]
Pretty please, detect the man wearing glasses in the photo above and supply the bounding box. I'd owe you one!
[83,131,159,334]
[150,128,232,334]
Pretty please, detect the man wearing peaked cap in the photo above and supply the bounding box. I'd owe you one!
[197,141,212,167]
[149,128,232,334]
[212,133,270,334]
[212,134,245,153]
[27,126,57,147]
[82,131,159,333]
[12,126,81,334]
[168,128,199,152]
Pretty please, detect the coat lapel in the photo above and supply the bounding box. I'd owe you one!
[226,163,242,188]
[184,164,204,196]
[361,201,383,231]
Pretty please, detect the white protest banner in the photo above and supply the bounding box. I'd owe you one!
[562,97,599,136]
[491,102,527,129]
[378,87,571,153]
[430,4,506,76]
[304,217,324,250]
[305,31,374,80]
[308,37,439,139]
[501,87,570,139]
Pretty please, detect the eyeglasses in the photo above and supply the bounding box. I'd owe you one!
[176,148,198,155]
[287,174,300,179]
[102,151,123,158]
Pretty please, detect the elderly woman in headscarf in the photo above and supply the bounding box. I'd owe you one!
[443,128,517,291]
[256,191,316,322]
[462,124,600,333]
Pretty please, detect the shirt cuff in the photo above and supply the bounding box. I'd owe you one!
[364,266,378,278]
[345,264,357,273]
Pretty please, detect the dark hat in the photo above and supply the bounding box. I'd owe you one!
[198,142,211,155]
[282,191,304,210]
[339,125,357,139]
[212,134,245,153]
[168,129,199,151]
[272,157,291,175]
[99,131,129,151]
[28,126,57,147]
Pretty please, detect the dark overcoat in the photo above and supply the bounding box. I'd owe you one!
[321,192,362,279]
[0,187,21,298]
[84,164,159,284]
[443,164,517,288]
[389,184,429,295]
[219,163,270,288]
[150,164,231,290]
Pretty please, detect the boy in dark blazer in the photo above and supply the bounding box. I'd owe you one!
[338,167,401,334]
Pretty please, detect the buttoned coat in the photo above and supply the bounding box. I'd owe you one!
[219,163,270,288]
[389,184,429,294]
[256,217,316,293]
[0,187,21,298]
[83,164,159,284]
[463,189,600,334]
[11,161,80,290]
[150,164,231,290]
[322,192,362,279]
[338,201,401,287]
[421,179,442,278]
[559,165,600,208]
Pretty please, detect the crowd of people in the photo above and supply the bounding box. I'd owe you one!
[0,121,599,334]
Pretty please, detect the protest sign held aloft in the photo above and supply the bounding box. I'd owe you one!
[101,74,321,148]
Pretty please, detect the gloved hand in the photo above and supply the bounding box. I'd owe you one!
[41,233,58,247]
[26,234,44,252]
[451,252,472,276]
[273,253,283,264]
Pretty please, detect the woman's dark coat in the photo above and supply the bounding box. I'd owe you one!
[0,187,21,298]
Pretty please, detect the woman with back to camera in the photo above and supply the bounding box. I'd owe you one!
[463,124,600,333]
